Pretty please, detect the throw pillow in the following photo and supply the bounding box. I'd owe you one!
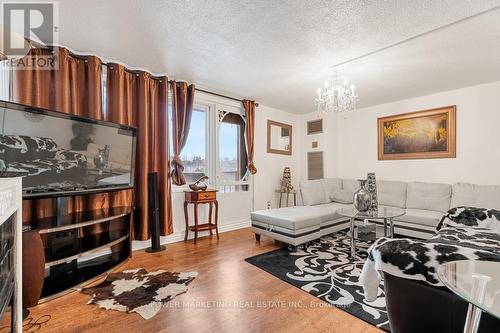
[330,190,354,204]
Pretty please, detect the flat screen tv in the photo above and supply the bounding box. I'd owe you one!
[0,100,136,198]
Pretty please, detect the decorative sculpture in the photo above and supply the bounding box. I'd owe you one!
[280,167,293,192]
[189,175,209,191]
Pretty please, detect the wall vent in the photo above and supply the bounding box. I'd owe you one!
[307,151,324,180]
[307,119,323,135]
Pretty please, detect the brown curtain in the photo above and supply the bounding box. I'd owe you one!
[10,47,173,240]
[170,81,195,185]
[242,100,257,174]
[10,47,108,222]
[106,64,172,239]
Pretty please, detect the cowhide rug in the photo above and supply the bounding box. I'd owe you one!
[81,268,197,319]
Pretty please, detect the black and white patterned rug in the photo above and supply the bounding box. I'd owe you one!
[245,232,390,331]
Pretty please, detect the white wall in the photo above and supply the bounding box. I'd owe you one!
[298,111,340,182]
[298,81,500,185]
[254,105,300,210]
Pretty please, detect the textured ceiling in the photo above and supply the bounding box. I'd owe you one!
[57,0,500,113]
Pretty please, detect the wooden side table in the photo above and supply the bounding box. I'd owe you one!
[184,190,219,244]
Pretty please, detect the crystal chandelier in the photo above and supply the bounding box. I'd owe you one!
[315,71,359,113]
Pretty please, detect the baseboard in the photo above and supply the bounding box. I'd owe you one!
[131,218,251,252]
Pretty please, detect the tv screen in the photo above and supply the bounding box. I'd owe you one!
[0,100,136,198]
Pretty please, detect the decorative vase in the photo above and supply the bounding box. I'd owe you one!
[366,172,378,212]
[353,179,372,212]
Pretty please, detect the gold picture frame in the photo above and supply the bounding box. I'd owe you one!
[378,106,456,160]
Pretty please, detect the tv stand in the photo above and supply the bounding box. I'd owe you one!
[23,206,133,304]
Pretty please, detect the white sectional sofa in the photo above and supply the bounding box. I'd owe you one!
[251,178,500,246]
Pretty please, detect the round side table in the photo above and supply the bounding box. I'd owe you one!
[337,206,405,259]
[437,260,500,333]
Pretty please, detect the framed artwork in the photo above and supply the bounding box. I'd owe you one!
[378,106,456,160]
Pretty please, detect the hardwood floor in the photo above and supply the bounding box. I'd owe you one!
[3,228,383,333]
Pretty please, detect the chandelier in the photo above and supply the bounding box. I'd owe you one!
[315,71,358,113]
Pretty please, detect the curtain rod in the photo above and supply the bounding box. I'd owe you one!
[28,45,260,107]
[103,62,259,106]
[192,87,259,107]
[31,46,259,107]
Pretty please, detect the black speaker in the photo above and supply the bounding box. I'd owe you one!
[146,172,166,253]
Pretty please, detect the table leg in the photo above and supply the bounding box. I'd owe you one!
[350,217,356,259]
[183,202,189,241]
[193,202,199,244]
[209,202,213,236]
[279,193,282,208]
[463,303,482,333]
[383,218,388,237]
[294,193,297,206]
[390,217,395,238]
[286,192,290,207]
[214,200,219,239]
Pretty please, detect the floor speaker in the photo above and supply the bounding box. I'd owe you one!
[146,172,166,253]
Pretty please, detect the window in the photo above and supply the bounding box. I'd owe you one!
[179,108,207,183]
[218,111,249,192]
[169,98,249,192]
[169,106,208,183]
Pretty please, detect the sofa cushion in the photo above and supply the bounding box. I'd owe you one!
[299,179,328,206]
[313,202,352,222]
[396,208,444,228]
[406,182,451,213]
[321,178,342,201]
[251,202,348,230]
[330,190,353,204]
[377,180,407,208]
[342,179,360,197]
[451,183,500,210]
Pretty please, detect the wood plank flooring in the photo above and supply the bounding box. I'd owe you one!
[2,228,383,333]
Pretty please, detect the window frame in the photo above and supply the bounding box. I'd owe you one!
[215,103,250,192]
[169,93,251,193]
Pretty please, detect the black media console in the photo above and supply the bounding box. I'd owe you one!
[24,206,133,303]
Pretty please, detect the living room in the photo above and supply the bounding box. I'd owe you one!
[0,1,499,333]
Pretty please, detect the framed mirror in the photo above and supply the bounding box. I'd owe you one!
[267,120,292,155]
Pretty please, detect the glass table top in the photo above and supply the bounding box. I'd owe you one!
[336,206,405,219]
[437,260,500,320]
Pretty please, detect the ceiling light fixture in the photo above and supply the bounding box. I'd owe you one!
[315,70,358,113]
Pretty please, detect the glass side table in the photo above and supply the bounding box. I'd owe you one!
[437,260,500,333]
[337,206,405,259]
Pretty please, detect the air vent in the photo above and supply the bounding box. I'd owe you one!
[307,151,324,180]
[307,119,323,134]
